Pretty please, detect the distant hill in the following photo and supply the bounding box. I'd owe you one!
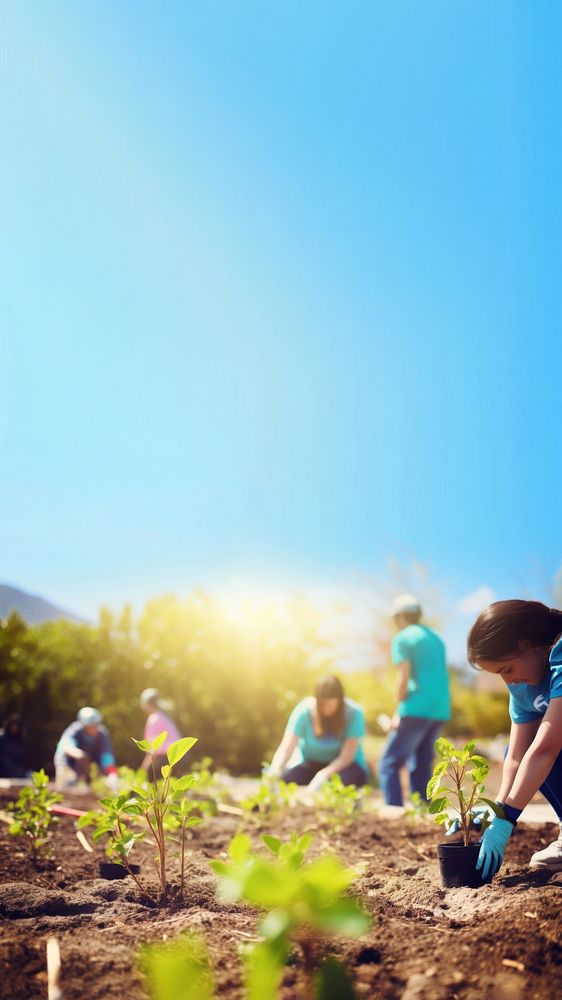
[0,584,84,625]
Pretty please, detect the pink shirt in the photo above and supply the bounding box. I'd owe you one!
[144,710,181,753]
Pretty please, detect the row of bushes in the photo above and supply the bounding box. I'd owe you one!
[0,594,509,775]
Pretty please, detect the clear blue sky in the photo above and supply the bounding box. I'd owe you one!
[1,1,561,621]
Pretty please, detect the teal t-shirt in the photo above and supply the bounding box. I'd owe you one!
[286,697,367,770]
[508,637,562,723]
[391,624,451,721]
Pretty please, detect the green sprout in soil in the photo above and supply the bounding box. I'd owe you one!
[314,775,365,830]
[7,769,63,862]
[78,731,200,903]
[404,791,430,823]
[426,738,502,846]
[212,831,371,999]
[141,934,214,1000]
[240,775,299,818]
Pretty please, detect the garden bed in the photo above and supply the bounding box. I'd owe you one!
[0,790,560,999]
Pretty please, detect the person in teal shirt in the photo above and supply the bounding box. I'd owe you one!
[378,594,451,806]
[464,599,562,880]
[268,675,368,791]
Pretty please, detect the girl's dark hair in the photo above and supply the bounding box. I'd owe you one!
[468,600,562,665]
[314,674,346,737]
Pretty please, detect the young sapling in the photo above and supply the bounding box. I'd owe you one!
[79,731,199,902]
[212,831,371,999]
[8,769,62,862]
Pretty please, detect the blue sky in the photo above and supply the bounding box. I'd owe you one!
[1,2,561,639]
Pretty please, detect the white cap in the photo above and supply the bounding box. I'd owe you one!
[140,688,159,706]
[77,706,102,726]
[388,594,422,617]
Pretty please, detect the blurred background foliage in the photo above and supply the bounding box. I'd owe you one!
[0,591,508,775]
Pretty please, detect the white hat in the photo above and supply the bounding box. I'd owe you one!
[140,688,160,706]
[77,706,102,726]
[388,594,422,617]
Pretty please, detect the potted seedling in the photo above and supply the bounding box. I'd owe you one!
[7,769,62,864]
[212,831,371,999]
[426,737,502,888]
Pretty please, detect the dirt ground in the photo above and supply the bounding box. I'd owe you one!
[0,789,560,1000]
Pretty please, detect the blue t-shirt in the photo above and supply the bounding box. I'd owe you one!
[508,637,562,723]
[286,697,367,770]
[391,624,451,721]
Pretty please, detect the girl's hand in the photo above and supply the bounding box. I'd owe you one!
[308,769,330,793]
[476,817,514,880]
[446,805,495,836]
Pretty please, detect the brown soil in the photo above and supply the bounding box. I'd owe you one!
[0,790,560,999]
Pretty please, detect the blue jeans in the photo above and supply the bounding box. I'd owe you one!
[378,716,443,806]
[540,746,562,820]
[282,759,368,787]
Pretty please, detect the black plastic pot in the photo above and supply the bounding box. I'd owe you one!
[98,861,141,880]
[437,843,493,888]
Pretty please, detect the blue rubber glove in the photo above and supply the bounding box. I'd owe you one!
[446,805,493,836]
[476,817,514,880]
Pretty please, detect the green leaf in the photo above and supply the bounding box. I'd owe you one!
[262,834,282,855]
[131,738,152,751]
[244,939,287,1000]
[428,796,447,815]
[228,833,251,862]
[142,935,214,1000]
[316,957,358,1000]
[152,730,168,752]
[470,755,488,768]
[210,860,232,877]
[167,737,198,767]
[314,899,371,937]
[161,764,172,780]
[173,775,197,792]
[259,910,291,940]
[434,737,453,759]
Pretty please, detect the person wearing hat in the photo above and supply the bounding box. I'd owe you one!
[377,595,451,806]
[54,707,118,791]
[139,689,182,774]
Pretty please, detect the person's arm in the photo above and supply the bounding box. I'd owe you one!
[395,660,410,703]
[58,725,86,761]
[504,699,562,811]
[495,720,540,803]
[308,737,359,787]
[269,730,299,777]
[389,630,411,728]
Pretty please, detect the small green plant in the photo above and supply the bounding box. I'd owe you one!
[8,769,63,861]
[212,831,371,999]
[426,738,501,846]
[240,776,299,818]
[141,934,214,1000]
[79,731,199,902]
[404,791,430,823]
[314,775,365,829]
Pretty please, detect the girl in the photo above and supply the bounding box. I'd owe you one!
[139,688,182,774]
[268,675,368,791]
[467,599,562,879]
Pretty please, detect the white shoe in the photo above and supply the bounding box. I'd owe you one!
[529,823,562,870]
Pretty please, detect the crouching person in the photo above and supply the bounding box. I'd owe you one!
[268,675,369,792]
[55,707,118,791]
